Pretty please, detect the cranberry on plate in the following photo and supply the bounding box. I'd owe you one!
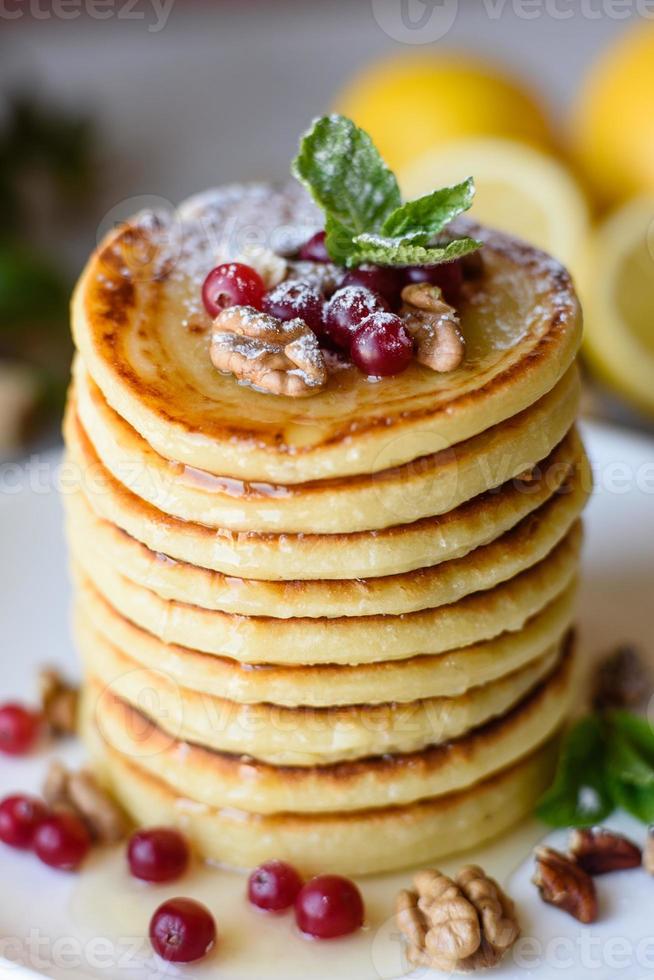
[0,794,49,849]
[0,703,41,756]
[295,874,365,939]
[262,280,325,339]
[33,811,91,871]
[298,230,330,263]
[202,262,265,316]
[350,312,413,377]
[127,827,190,883]
[342,264,404,307]
[248,859,304,912]
[324,285,388,351]
[149,897,217,963]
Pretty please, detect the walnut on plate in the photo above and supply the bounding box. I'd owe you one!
[396,865,520,973]
[533,846,598,924]
[43,761,129,844]
[38,666,79,737]
[569,827,642,875]
[210,305,327,397]
[400,282,465,373]
[644,826,654,875]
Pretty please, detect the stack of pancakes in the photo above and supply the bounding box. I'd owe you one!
[65,186,588,876]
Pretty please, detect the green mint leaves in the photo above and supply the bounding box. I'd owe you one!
[536,716,614,827]
[292,115,481,268]
[351,234,481,268]
[537,710,654,828]
[292,115,401,265]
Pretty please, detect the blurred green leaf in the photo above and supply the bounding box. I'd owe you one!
[536,716,614,827]
[0,245,67,330]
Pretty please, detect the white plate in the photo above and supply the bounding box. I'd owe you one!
[0,420,653,980]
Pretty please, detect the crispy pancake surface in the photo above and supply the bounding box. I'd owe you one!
[72,362,580,534]
[83,641,573,813]
[72,185,581,483]
[65,447,589,617]
[79,621,564,764]
[74,576,576,706]
[71,523,581,665]
[83,713,558,876]
[64,409,585,580]
[67,189,587,873]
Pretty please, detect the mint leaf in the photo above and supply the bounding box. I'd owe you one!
[536,716,614,827]
[292,115,401,262]
[324,214,354,266]
[604,712,654,821]
[349,234,482,268]
[291,116,481,267]
[607,729,654,788]
[380,178,475,244]
[610,711,654,768]
[606,776,654,823]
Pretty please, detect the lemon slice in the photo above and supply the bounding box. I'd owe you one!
[582,197,654,415]
[398,137,589,276]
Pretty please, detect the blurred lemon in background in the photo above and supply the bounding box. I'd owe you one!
[336,41,653,419]
[335,55,555,172]
[572,22,654,206]
[582,198,654,415]
[399,137,589,276]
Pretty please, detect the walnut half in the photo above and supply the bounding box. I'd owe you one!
[210,306,327,398]
[400,282,465,373]
[43,761,129,844]
[533,846,598,924]
[396,865,520,973]
[569,827,642,875]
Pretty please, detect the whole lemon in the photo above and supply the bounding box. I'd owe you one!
[334,55,555,173]
[572,22,654,206]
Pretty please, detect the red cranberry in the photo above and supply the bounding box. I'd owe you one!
[0,794,49,849]
[33,812,91,871]
[127,827,190,883]
[298,230,330,263]
[342,265,403,306]
[351,312,414,377]
[262,280,325,339]
[324,285,388,351]
[149,897,216,963]
[202,262,265,316]
[295,875,364,939]
[248,860,304,912]
[402,260,464,303]
[0,703,41,756]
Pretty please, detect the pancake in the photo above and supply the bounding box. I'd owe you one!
[72,361,580,534]
[64,410,585,581]
[72,186,581,484]
[83,640,573,813]
[73,576,576,706]
[78,617,562,764]
[65,449,590,617]
[83,719,559,875]
[70,523,581,665]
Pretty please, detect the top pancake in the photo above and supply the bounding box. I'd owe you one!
[72,184,581,484]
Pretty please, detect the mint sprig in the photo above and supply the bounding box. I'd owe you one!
[292,114,481,268]
[351,234,481,268]
[537,710,654,828]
